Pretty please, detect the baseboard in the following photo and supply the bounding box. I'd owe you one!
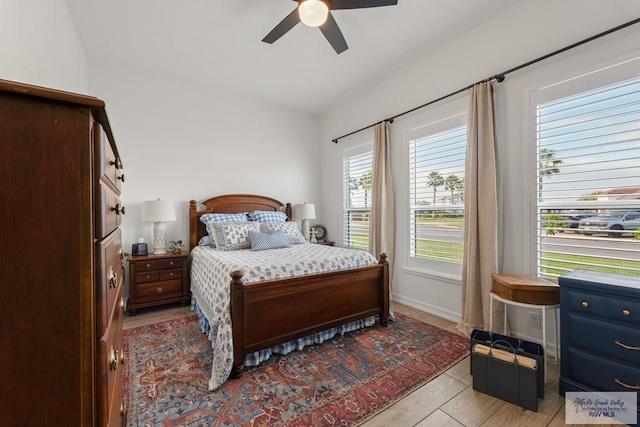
[392,293,461,323]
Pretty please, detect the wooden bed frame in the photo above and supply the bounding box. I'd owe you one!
[189,194,389,378]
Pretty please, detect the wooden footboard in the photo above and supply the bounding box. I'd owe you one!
[230,253,389,378]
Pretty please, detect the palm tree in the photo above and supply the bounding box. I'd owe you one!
[358,170,373,208]
[455,178,465,203]
[444,175,460,202]
[538,148,562,200]
[427,171,444,205]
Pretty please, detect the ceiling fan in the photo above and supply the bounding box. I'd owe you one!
[262,0,398,54]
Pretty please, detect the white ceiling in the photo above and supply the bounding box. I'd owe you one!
[65,0,522,115]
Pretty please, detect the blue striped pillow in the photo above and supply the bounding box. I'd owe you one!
[248,230,290,251]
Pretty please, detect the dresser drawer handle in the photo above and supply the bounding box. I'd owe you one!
[120,297,127,313]
[622,309,630,316]
[119,247,124,260]
[168,261,174,266]
[146,274,151,279]
[169,272,174,277]
[581,301,589,308]
[118,173,125,182]
[120,401,127,418]
[145,263,152,268]
[614,340,640,351]
[156,287,164,294]
[614,378,640,390]
[120,349,126,365]
[108,267,118,288]
[110,346,118,370]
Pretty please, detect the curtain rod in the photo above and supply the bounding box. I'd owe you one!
[332,16,640,144]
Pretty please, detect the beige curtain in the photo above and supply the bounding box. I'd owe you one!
[369,121,395,318]
[456,82,503,336]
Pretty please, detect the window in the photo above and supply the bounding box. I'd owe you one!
[408,112,466,275]
[342,143,373,249]
[533,63,640,281]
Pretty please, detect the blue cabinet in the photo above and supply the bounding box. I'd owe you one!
[559,270,640,424]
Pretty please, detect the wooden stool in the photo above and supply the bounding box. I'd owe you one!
[489,273,560,382]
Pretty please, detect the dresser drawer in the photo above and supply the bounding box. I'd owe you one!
[161,268,182,281]
[567,290,608,318]
[96,286,125,427]
[569,314,640,365]
[94,124,123,192]
[96,228,124,337]
[136,279,183,303]
[569,348,640,393]
[610,298,640,326]
[95,184,123,239]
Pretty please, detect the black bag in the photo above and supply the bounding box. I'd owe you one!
[471,339,539,412]
[470,329,545,398]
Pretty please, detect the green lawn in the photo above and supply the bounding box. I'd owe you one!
[540,252,640,278]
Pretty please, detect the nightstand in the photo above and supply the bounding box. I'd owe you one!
[316,241,335,246]
[127,251,189,315]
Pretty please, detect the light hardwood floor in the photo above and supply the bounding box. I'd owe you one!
[123,303,595,427]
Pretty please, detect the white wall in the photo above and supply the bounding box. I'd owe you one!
[320,0,640,342]
[87,60,321,256]
[0,0,87,92]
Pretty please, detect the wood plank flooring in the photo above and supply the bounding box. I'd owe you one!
[124,303,581,426]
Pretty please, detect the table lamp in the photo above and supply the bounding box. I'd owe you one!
[142,199,176,254]
[295,202,316,242]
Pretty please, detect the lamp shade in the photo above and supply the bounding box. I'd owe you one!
[298,0,329,27]
[295,203,316,220]
[142,200,176,222]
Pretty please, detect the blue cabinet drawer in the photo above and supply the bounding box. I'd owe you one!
[610,298,640,326]
[569,314,640,365]
[570,348,640,393]
[567,290,608,317]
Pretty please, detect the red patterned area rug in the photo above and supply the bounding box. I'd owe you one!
[123,312,468,426]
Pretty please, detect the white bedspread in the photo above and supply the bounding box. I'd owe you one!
[189,243,379,390]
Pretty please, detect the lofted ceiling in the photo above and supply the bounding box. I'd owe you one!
[65,0,522,115]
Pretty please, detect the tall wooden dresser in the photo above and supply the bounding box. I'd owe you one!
[559,269,640,422]
[0,79,126,426]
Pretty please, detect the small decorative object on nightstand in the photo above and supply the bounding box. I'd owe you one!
[127,250,189,315]
[310,224,327,242]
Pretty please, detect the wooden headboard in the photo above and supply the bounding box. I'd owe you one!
[189,194,293,249]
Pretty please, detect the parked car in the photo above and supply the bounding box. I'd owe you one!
[578,211,640,237]
[560,213,596,232]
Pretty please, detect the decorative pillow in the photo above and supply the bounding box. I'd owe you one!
[260,222,306,245]
[200,213,249,247]
[249,210,288,223]
[248,230,290,251]
[198,235,213,247]
[211,222,260,251]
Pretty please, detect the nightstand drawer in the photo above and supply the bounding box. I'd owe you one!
[569,314,640,365]
[570,348,640,393]
[137,260,161,271]
[161,258,182,269]
[136,271,160,283]
[160,268,182,281]
[567,290,608,318]
[136,279,182,302]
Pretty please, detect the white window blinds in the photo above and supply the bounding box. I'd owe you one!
[534,70,640,281]
[342,144,373,249]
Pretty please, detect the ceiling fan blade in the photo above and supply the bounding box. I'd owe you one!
[328,0,398,10]
[319,12,348,54]
[262,8,301,44]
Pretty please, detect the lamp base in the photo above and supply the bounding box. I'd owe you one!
[301,219,311,242]
[153,221,167,254]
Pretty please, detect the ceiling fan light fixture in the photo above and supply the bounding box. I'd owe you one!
[298,0,329,27]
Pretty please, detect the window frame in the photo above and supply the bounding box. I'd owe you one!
[528,57,640,281]
[404,104,467,278]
